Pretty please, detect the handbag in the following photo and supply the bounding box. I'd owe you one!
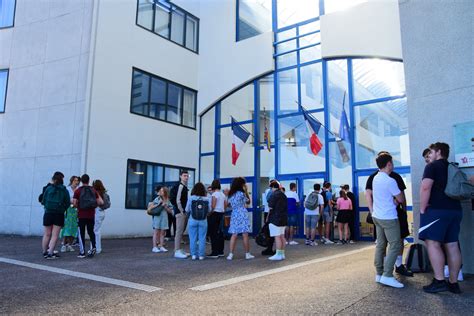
[147,203,165,216]
[366,212,374,224]
[255,223,271,247]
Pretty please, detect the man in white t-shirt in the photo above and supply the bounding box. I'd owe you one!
[372,153,405,289]
[285,183,300,245]
[304,183,324,246]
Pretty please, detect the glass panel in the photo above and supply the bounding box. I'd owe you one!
[154,3,170,38]
[277,68,298,114]
[298,20,320,36]
[149,77,166,120]
[278,113,326,174]
[277,52,297,69]
[327,59,349,135]
[359,211,374,238]
[170,7,185,45]
[237,0,272,41]
[182,89,195,128]
[352,59,405,102]
[399,173,413,207]
[277,0,320,29]
[299,44,321,63]
[126,161,147,209]
[355,98,410,169]
[277,28,296,42]
[146,165,164,204]
[200,155,214,185]
[302,178,324,201]
[299,32,321,47]
[219,125,254,178]
[164,167,180,183]
[300,62,323,110]
[201,107,215,153]
[131,70,150,115]
[185,15,198,51]
[0,70,7,112]
[259,75,275,146]
[357,175,370,208]
[137,0,153,30]
[260,148,275,179]
[220,83,254,124]
[188,170,196,187]
[329,141,352,189]
[167,84,182,124]
[276,39,296,54]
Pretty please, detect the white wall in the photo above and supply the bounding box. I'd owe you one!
[321,0,403,60]
[0,0,93,235]
[85,0,200,237]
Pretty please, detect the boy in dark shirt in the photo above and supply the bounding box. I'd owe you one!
[267,181,288,261]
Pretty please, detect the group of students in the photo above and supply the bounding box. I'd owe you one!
[40,172,110,259]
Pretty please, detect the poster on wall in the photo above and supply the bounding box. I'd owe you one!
[453,121,474,168]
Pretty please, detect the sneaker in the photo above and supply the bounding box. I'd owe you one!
[180,250,190,257]
[46,253,59,260]
[191,255,197,260]
[77,252,86,259]
[325,239,334,244]
[96,250,102,254]
[245,253,255,260]
[174,251,188,259]
[423,278,448,293]
[305,239,311,245]
[395,264,414,277]
[268,254,284,261]
[67,245,75,252]
[60,245,67,253]
[207,253,219,259]
[310,241,317,246]
[226,253,233,261]
[152,247,161,253]
[379,276,404,288]
[349,240,356,244]
[447,281,462,294]
[87,248,96,258]
[375,275,382,283]
[320,238,326,245]
[218,253,225,257]
[342,240,347,245]
[289,240,299,245]
[285,241,289,245]
[159,247,168,253]
[336,240,344,245]
[199,256,205,260]
[43,251,48,258]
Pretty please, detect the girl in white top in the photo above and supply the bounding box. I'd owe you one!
[208,179,228,258]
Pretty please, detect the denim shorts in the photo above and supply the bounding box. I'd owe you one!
[419,208,462,243]
[152,212,169,230]
[288,214,299,226]
[305,214,319,229]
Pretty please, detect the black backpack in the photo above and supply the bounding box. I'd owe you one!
[191,198,209,220]
[406,243,431,273]
[169,183,180,207]
[79,186,98,209]
[100,192,111,210]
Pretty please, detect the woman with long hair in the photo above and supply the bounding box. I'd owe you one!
[226,177,254,260]
[92,179,110,254]
[336,190,353,244]
[149,186,173,253]
[185,182,210,260]
[60,176,80,252]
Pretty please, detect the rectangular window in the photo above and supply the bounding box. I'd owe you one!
[0,0,16,28]
[0,69,8,113]
[237,0,271,41]
[136,0,199,53]
[126,159,195,209]
[130,68,197,129]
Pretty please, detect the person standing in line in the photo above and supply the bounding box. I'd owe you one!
[320,182,335,244]
[93,179,111,254]
[149,186,173,253]
[73,174,103,258]
[342,184,357,243]
[422,148,432,164]
[226,177,255,260]
[371,153,405,288]
[304,183,324,246]
[419,142,463,294]
[207,179,227,258]
[185,182,210,260]
[173,170,190,259]
[261,180,277,256]
[335,190,353,244]
[41,172,70,259]
[60,176,80,252]
[285,182,300,245]
[267,181,288,261]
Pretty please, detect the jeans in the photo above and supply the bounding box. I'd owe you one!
[373,217,402,277]
[188,217,208,257]
[174,212,188,251]
[78,218,95,254]
[208,212,225,255]
[94,209,105,252]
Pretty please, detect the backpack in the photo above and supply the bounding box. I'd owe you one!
[191,198,209,220]
[100,192,111,210]
[169,183,180,207]
[255,223,271,248]
[304,191,319,210]
[43,185,66,211]
[38,183,51,204]
[79,186,98,209]
[445,162,474,200]
[406,243,431,273]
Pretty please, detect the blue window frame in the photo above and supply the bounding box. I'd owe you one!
[136,0,199,53]
[0,69,8,113]
[130,68,197,129]
[0,0,16,28]
[126,159,195,209]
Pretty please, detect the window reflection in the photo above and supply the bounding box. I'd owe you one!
[237,0,272,41]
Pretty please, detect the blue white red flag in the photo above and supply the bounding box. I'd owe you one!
[339,107,350,141]
[231,117,251,165]
[302,109,323,156]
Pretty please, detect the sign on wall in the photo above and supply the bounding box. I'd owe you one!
[453,121,474,168]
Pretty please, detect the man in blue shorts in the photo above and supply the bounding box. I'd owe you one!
[419,142,462,294]
[285,182,300,245]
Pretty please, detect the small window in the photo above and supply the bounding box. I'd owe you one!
[0,0,16,28]
[170,8,185,45]
[137,0,153,30]
[237,0,271,41]
[0,69,8,112]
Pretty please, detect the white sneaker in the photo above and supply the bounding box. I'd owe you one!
[159,246,168,253]
[152,247,160,253]
[67,245,75,252]
[285,241,289,245]
[349,240,355,244]
[375,275,382,283]
[325,239,334,244]
[199,256,205,260]
[245,253,255,260]
[268,254,284,261]
[289,240,299,245]
[180,250,190,256]
[191,255,197,260]
[60,245,67,253]
[226,253,233,261]
[310,241,318,246]
[174,251,188,259]
[379,276,404,288]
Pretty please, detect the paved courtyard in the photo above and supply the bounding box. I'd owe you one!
[0,235,472,315]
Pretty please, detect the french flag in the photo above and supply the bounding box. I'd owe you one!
[231,118,251,165]
[302,109,323,156]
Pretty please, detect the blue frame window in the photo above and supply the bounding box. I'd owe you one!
[130,68,197,129]
[126,159,195,209]
[0,0,16,28]
[0,69,8,113]
[136,0,199,53]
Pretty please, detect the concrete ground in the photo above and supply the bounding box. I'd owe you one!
[0,235,472,315]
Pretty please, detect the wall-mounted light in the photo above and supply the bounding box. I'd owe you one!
[133,171,145,175]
